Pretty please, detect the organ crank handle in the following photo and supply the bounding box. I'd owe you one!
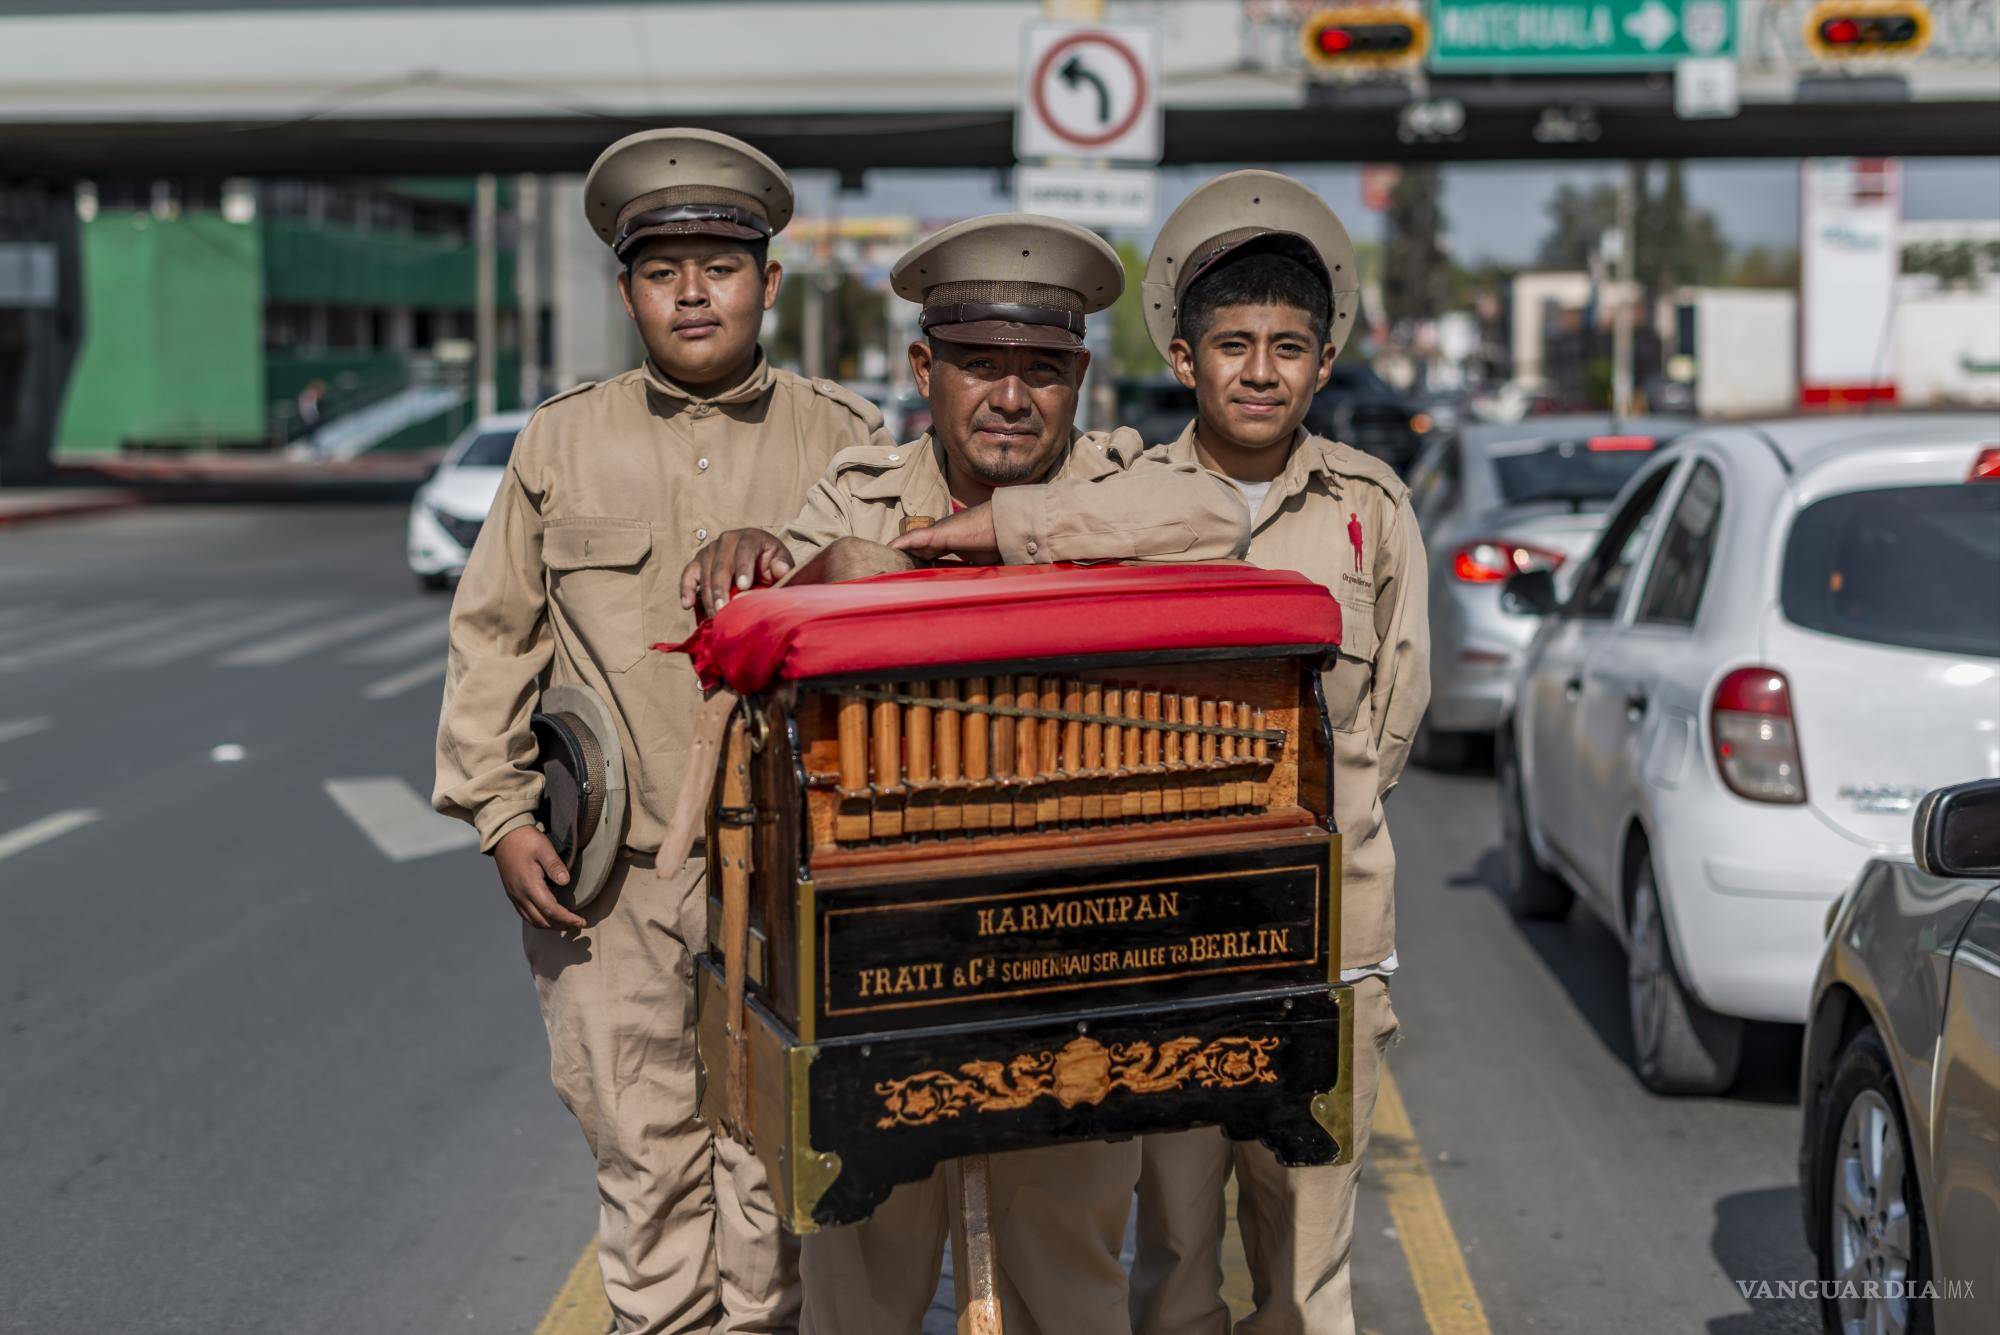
[957,1153,1003,1335]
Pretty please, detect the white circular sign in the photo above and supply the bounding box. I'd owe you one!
[1017,23,1162,164]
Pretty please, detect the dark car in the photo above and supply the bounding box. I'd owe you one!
[1306,364,1425,475]
[1117,379,1199,449]
[1800,778,2000,1335]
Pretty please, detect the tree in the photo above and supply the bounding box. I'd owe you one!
[1382,165,1450,328]
[1534,164,1728,300]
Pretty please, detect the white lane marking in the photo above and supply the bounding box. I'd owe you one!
[0,717,51,746]
[0,602,148,651]
[363,656,447,701]
[116,597,342,668]
[219,603,434,668]
[0,600,244,672]
[343,615,449,664]
[323,777,477,862]
[0,809,103,863]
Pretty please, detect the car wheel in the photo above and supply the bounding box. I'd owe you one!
[1627,856,1743,1094]
[419,572,453,592]
[1809,1028,1932,1335]
[1413,722,1471,771]
[1497,726,1573,920]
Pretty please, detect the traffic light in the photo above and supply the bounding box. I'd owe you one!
[1805,1,1932,57]
[1300,7,1428,70]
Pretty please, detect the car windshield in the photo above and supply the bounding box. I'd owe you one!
[1491,439,1657,505]
[1782,481,2000,658]
[457,429,518,469]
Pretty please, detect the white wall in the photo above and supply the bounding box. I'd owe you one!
[1893,285,2000,406]
[1690,288,1796,417]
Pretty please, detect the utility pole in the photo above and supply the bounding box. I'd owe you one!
[474,172,498,419]
[1611,164,1636,420]
[515,173,541,408]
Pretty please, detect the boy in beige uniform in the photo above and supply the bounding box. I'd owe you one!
[433,130,898,1335]
[1126,173,1430,1335]
[684,214,1250,1335]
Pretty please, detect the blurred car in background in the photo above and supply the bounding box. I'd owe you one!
[407,411,527,589]
[1116,378,1199,449]
[1407,416,1683,766]
[1800,779,2000,1335]
[1307,363,1426,474]
[1498,414,2000,1094]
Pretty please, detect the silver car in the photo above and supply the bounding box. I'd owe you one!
[1406,415,1683,765]
[1801,778,2000,1335]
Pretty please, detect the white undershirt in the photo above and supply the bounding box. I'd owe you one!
[1228,476,1274,524]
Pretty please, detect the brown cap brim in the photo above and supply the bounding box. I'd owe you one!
[926,320,1083,350]
[616,218,767,258]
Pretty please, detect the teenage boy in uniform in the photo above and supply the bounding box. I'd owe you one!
[682,213,1250,1335]
[433,128,897,1335]
[1126,171,1431,1335]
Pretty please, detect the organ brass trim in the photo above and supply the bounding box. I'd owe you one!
[1310,983,1358,1166]
[873,1033,1281,1128]
[786,1043,841,1231]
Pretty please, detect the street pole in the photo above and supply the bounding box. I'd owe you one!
[515,173,540,409]
[474,172,498,420]
[1611,165,1636,421]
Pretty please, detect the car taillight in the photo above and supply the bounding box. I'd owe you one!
[1452,540,1565,583]
[1711,667,1806,804]
[1587,435,1655,452]
[1970,446,2000,481]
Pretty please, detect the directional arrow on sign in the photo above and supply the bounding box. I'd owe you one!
[1624,0,1679,50]
[1060,55,1112,124]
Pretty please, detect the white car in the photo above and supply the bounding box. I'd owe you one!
[407,412,528,588]
[1498,414,2000,1094]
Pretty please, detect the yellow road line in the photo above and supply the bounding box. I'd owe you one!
[1372,1068,1492,1335]
[533,1239,610,1335]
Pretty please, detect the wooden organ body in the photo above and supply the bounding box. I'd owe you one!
[676,564,1354,1232]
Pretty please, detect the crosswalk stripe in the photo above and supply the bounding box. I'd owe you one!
[219,603,434,668]
[0,809,102,864]
[363,656,447,701]
[323,777,477,862]
[0,602,147,651]
[344,616,449,665]
[0,600,243,672]
[0,717,51,746]
[116,597,343,668]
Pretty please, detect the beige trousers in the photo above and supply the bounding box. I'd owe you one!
[801,1138,1142,1335]
[1129,976,1400,1335]
[526,854,798,1335]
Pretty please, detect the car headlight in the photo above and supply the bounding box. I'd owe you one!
[429,505,483,549]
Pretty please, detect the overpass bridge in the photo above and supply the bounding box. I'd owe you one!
[1,0,1995,480]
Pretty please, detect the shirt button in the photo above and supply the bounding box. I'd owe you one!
[695,528,708,542]
[1026,540,1038,555]
[888,453,899,462]
[698,457,710,471]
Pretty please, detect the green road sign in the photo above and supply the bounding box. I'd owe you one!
[1429,0,1737,70]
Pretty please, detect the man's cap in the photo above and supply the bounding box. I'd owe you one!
[584,128,794,259]
[529,683,629,911]
[1142,170,1360,360]
[891,213,1124,350]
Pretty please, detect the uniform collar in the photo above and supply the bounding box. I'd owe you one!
[641,349,774,408]
[1164,419,1331,529]
[847,429,1090,511]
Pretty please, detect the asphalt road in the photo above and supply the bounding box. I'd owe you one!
[1,504,1819,1335]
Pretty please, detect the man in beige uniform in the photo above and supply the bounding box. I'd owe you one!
[1126,173,1430,1335]
[684,213,1250,1335]
[433,129,897,1335]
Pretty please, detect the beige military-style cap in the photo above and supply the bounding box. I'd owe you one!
[1142,170,1359,361]
[583,127,794,259]
[891,213,1124,350]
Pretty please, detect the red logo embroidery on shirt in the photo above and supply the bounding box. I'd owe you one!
[1347,512,1364,573]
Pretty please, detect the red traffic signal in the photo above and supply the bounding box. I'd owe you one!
[1805,1,1931,56]
[1300,7,1428,69]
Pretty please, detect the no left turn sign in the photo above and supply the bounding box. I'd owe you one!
[1016,23,1162,164]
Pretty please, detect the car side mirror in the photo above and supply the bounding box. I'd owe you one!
[1914,778,2000,878]
[1501,568,1559,617]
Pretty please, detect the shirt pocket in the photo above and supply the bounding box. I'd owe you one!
[1322,595,1379,734]
[543,520,653,673]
